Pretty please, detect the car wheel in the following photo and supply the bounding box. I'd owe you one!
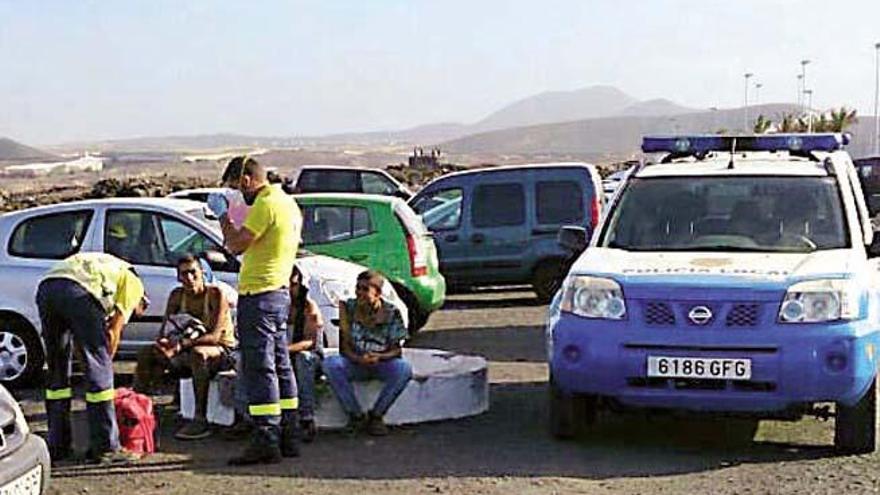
[0,317,44,388]
[549,374,596,439]
[835,375,879,454]
[533,260,564,304]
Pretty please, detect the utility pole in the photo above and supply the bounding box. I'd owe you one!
[744,72,754,132]
[797,74,804,107]
[804,89,814,132]
[800,59,811,115]
[755,82,763,106]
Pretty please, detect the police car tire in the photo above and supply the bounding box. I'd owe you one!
[835,375,879,454]
[0,317,44,389]
[549,376,596,439]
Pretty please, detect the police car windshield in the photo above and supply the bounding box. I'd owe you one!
[602,176,848,253]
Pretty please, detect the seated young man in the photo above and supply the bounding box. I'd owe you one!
[322,270,413,436]
[287,265,324,442]
[134,255,236,440]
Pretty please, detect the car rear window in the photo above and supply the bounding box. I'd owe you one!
[536,180,584,224]
[297,170,358,192]
[302,205,373,244]
[9,210,94,259]
[472,183,525,227]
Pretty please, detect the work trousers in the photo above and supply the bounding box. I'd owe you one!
[37,278,120,458]
[238,289,298,442]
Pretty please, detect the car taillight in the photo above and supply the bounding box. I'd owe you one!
[590,196,600,228]
[406,234,428,277]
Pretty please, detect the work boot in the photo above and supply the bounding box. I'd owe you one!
[228,427,282,466]
[281,413,300,458]
[300,418,318,443]
[175,418,212,440]
[366,412,389,437]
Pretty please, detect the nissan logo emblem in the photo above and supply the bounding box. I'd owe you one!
[688,306,713,325]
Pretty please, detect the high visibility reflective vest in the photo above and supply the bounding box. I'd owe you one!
[44,252,143,318]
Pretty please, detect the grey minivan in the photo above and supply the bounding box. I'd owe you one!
[409,163,603,302]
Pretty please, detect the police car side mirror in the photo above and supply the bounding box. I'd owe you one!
[558,226,590,253]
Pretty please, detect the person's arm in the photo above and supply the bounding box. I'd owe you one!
[220,215,257,255]
[184,287,229,348]
[338,301,365,364]
[106,309,126,359]
[288,299,323,353]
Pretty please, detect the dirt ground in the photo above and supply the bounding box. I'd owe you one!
[14,290,880,495]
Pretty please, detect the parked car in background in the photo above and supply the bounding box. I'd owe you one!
[292,166,413,200]
[294,193,446,331]
[409,163,604,302]
[0,197,407,387]
[0,384,50,493]
[602,167,632,203]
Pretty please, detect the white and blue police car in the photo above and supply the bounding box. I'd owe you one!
[547,133,880,453]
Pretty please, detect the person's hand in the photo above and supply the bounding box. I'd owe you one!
[362,353,380,366]
[207,192,229,218]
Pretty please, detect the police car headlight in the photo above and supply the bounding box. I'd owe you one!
[778,279,861,323]
[560,276,626,320]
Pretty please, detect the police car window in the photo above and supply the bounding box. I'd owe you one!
[473,183,525,228]
[9,210,93,259]
[602,177,848,252]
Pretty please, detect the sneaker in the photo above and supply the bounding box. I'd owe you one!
[300,419,317,443]
[175,419,212,440]
[366,413,389,437]
[343,414,366,436]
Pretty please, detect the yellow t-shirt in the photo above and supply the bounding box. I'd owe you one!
[239,185,301,295]
[45,252,145,322]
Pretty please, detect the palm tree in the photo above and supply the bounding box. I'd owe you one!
[828,107,858,132]
[753,115,772,134]
[778,113,799,132]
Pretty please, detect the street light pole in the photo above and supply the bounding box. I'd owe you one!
[755,82,763,106]
[804,89,814,132]
[873,42,880,155]
[797,74,804,107]
[744,72,754,132]
[800,59,811,114]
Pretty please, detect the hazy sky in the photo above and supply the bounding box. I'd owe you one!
[2,0,879,145]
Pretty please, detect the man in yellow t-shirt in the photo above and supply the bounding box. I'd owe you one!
[37,252,149,465]
[209,155,302,465]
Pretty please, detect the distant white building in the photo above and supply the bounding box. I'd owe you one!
[3,154,104,177]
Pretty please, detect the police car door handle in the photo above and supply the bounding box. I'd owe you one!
[470,233,485,244]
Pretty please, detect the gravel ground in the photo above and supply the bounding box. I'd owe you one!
[15,290,880,495]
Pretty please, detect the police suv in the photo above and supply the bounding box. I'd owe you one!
[547,133,880,453]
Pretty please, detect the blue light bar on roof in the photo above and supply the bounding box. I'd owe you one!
[641,133,849,154]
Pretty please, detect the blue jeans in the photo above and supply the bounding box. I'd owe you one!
[237,290,298,438]
[293,351,320,421]
[322,354,412,417]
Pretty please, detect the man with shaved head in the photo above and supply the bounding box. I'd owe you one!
[208,155,303,465]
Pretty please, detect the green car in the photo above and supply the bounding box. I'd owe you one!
[294,193,446,331]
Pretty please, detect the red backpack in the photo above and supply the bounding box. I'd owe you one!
[114,387,157,455]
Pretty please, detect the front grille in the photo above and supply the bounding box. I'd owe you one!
[726,304,760,327]
[644,302,676,326]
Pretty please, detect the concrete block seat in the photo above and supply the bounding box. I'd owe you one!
[180,348,489,428]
